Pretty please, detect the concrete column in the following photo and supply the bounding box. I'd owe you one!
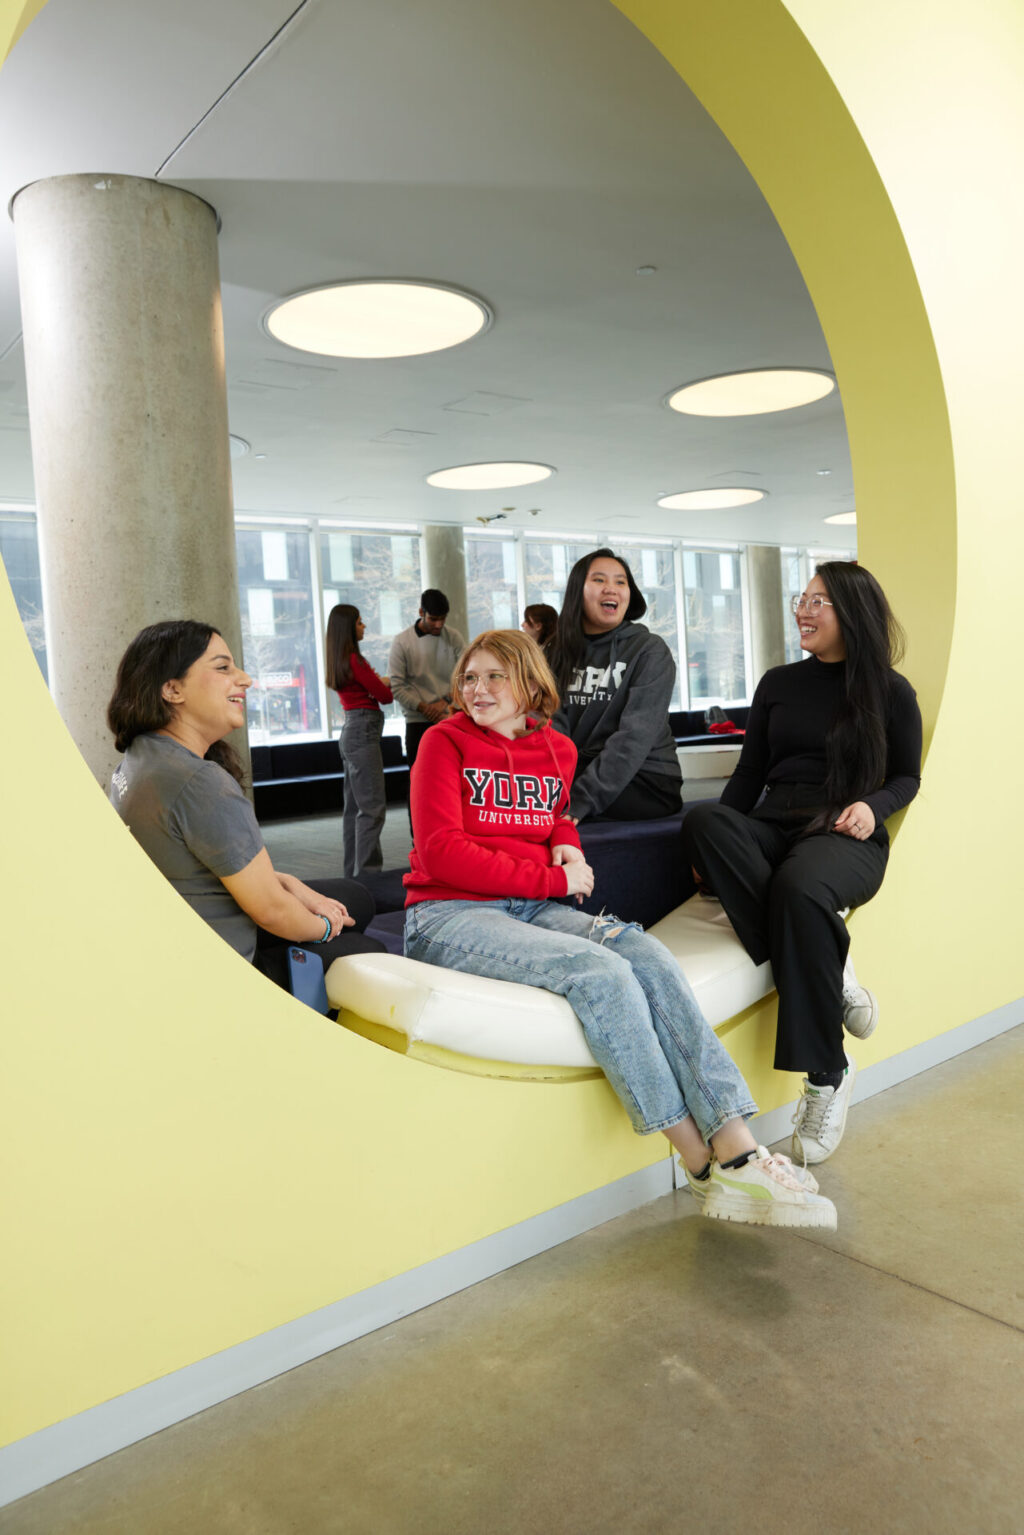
[12,173,242,786]
[747,543,786,686]
[422,523,469,644]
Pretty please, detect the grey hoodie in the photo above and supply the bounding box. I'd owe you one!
[552,620,681,820]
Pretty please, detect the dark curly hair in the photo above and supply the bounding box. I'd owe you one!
[107,619,245,784]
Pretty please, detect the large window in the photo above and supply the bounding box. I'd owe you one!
[523,536,597,612]
[621,541,683,709]
[318,525,422,734]
[8,506,845,741]
[781,546,806,664]
[236,525,323,743]
[464,533,519,641]
[682,548,747,705]
[0,514,48,683]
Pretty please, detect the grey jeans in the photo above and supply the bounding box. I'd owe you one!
[339,709,386,877]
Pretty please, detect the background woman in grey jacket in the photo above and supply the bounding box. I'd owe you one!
[549,549,682,823]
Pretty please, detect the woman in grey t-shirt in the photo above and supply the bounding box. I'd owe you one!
[108,620,382,984]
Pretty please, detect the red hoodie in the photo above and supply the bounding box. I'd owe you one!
[404,712,583,905]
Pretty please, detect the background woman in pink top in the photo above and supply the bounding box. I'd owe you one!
[325,604,394,877]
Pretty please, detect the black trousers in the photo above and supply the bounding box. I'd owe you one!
[254,876,385,989]
[589,769,683,822]
[681,794,888,1073]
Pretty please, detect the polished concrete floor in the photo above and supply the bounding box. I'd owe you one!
[6,1025,1023,1535]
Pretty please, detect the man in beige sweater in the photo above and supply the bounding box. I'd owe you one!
[389,590,466,830]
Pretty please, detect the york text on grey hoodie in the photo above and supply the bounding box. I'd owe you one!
[552,620,681,820]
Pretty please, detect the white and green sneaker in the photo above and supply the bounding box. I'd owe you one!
[792,1056,857,1165]
[683,1151,820,1207]
[698,1147,838,1230]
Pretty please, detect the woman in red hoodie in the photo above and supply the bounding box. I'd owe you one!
[404,629,836,1230]
[326,604,393,878]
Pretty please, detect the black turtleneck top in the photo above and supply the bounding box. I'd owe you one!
[721,657,922,825]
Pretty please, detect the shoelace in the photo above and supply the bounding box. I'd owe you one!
[791,1087,836,1168]
[753,1149,807,1191]
[763,1149,815,1188]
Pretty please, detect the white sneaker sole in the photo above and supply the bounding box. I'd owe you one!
[843,987,879,1040]
[701,1193,837,1231]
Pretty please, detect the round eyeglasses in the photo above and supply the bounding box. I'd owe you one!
[459,670,510,691]
[790,594,834,615]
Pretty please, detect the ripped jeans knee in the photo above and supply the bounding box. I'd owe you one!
[587,909,644,946]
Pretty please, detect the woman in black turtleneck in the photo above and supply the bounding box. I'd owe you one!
[681,561,921,1167]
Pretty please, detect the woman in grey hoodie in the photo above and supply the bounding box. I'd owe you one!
[550,549,682,822]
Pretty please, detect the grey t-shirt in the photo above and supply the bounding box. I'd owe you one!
[110,733,265,960]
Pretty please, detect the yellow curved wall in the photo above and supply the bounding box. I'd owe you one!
[3,0,1022,1450]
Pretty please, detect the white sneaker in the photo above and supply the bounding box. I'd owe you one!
[842,954,878,1039]
[792,1056,857,1165]
[682,1151,820,1207]
[699,1147,837,1230]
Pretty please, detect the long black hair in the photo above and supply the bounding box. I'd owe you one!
[548,548,647,693]
[817,561,906,817]
[107,619,245,784]
[324,604,362,688]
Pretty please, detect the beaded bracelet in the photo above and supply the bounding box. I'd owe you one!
[309,914,332,944]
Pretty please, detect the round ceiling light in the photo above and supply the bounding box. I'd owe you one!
[666,369,835,417]
[824,511,857,525]
[657,488,766,511]
[427,462,554,490]
[264,280,490,358]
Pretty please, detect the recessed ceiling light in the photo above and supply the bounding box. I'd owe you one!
[229,435,250,459]
[666,369,835,417]
[657,488,766,511]
[824,511,857,525]
[427,462,554,490]
[264,280,490,358]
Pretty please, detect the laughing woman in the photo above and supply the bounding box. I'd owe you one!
[403,628,836,1230]
[681,563,922,1165]
[108,620,383,988]
[548,549,682,823]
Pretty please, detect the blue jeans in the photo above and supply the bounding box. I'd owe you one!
[339,710,386,878]
[404,899,757,1140]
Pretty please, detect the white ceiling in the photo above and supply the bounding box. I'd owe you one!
[0,0,857,552]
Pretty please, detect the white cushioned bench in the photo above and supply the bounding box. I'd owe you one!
[325,895,773,1081]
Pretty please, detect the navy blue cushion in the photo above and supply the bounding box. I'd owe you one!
[575,812,693,928]
[357,867,409,914]
[360,814,694,949]
[365,908,406,955]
